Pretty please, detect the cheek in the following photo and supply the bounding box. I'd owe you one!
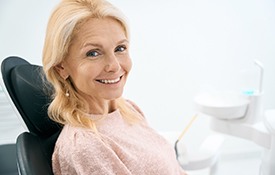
[70,65,97,85]
[125,58,132,73]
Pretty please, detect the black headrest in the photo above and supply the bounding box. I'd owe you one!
[1,56,61,138]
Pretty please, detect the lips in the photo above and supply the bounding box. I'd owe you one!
[96,76,122,84]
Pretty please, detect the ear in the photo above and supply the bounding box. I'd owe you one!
[54,62,69,80]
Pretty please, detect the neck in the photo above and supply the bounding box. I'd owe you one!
[88,99,118,115]
[108,100,118,113]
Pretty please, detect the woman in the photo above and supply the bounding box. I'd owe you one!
[43,0,187,174]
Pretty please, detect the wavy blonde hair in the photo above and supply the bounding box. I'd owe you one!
[42,0,141,129]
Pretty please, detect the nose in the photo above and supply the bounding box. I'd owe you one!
[104,54,121,73]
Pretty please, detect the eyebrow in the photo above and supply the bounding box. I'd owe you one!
[117,39,129,44]
[82,39,129,49]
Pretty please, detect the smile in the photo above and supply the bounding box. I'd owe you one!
[96,76,122,84]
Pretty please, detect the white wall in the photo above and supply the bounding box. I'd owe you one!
[0,0,275,160]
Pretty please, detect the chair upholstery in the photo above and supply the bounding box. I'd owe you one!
[1,56,62,175]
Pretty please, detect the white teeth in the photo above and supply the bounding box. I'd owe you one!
[99,77,120,84]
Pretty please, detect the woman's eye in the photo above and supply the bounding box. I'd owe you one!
[86,50,99,57]
[115,45,127,53]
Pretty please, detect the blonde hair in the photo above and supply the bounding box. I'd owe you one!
[42,0,140,129]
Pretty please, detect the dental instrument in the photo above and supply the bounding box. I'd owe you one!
[194,60,275,175]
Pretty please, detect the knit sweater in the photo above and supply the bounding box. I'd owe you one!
[52,104,187,175]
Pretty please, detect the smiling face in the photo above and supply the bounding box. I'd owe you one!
[55,17,131,113]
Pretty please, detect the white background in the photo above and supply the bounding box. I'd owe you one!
[0,0,275,174]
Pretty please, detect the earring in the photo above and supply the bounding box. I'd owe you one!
[65,90,69,97]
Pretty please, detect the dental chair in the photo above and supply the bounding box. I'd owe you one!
[1,56,62,175]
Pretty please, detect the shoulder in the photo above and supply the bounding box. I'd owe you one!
[55,125,99,148]
[52,125,119,174]
[54,125,102,159]
[53,125,117,165]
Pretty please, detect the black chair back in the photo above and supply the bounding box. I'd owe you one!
[1,56,62,175]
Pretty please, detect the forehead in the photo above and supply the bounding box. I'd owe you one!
[73,17,126,44]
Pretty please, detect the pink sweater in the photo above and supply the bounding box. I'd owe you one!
[52,108,187,175]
